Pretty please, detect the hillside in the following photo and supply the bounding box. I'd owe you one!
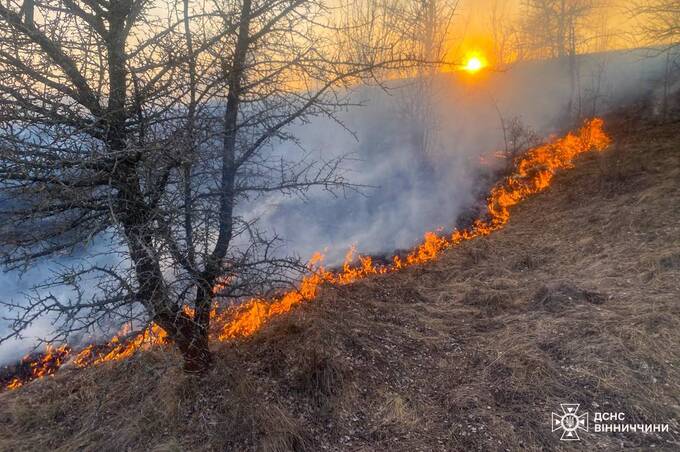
[1,117,679,451]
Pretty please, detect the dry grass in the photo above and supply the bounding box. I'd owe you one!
[1,119,679,451]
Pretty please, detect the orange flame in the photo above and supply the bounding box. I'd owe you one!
[3,344,71,390]
[2,118,610,391]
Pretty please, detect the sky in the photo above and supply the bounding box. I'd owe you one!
[453,0,638,62]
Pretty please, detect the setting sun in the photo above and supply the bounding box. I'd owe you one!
[464,54,486,73]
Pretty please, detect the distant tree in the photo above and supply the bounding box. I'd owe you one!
[633,0,680,120]
[519,0,599,118]
[520,0,595,58]
[338,0,457,160]
[633,0,680,51]
[398,0,457,157]
[489,0,523,67]
[0,0,409,372]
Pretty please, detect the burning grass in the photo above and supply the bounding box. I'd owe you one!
[0,118,678,450]
[1,118,611,392]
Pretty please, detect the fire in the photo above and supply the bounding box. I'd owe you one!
[2,118,611,391]
[73,323,169,367]
[463,53,486,73]
[2,345,71,390]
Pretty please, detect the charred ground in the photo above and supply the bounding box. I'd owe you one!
[0,117,679,451]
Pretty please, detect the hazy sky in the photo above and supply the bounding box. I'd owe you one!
[453,0,635,60]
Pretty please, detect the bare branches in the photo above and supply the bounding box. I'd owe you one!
[519,0,599,60]
[0,1,102,115]
[0,0,419,372]
[632,0,680,51]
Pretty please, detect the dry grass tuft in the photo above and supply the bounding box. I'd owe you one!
[530,282,605,312]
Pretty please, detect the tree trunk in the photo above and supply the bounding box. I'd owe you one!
[101,2,215,373]
[175,324,213,373]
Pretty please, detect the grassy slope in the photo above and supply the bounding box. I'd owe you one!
[1,119,679,452]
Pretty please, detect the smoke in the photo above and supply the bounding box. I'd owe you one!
[0,49,671,364]
[0,236,124,364]
[243,49,670,264]
[0,268,56,364]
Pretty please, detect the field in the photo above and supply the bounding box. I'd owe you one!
[1,116,679,451]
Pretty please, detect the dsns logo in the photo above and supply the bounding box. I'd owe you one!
[552,403,589,441]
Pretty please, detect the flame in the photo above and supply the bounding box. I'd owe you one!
[2,118,610,391]
[2,345,71,390]
[73,323,169,367]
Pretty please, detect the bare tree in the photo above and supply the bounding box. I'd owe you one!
[0,0,408,372]
[397,0,457,156]
[519,0,600,118]
[633,0,680,51]
[520,0,594,58]
[339,0,458,158]
[633,0,680,121]
[489,0,523,67]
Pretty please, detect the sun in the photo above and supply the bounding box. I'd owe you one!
[463,54,486,73]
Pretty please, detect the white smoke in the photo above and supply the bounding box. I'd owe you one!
[243,49,669,264]
[0,49,670,364]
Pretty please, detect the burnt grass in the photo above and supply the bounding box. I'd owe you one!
[1,118,679,451]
